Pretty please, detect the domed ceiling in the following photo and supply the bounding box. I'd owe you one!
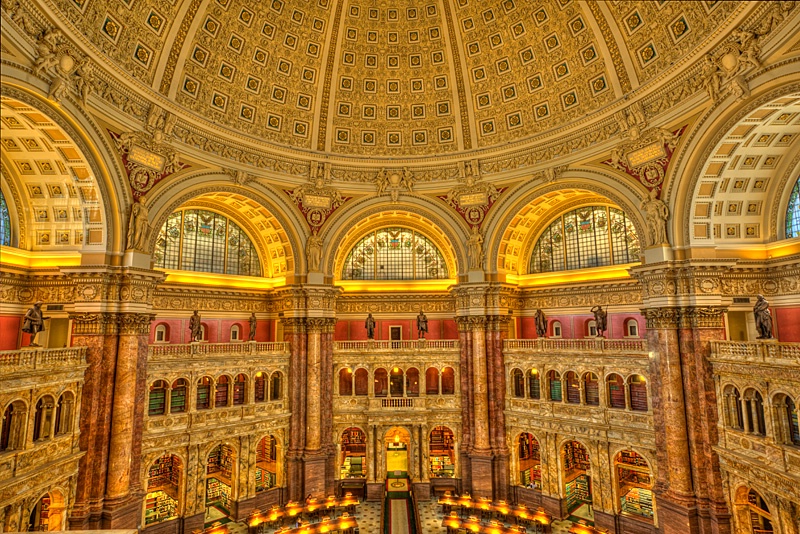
[43,0,743,159]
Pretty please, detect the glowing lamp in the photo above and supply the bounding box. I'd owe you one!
[394,434,400,443]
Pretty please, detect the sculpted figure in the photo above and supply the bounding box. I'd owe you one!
[365,313,376,340]
[534,309,547,338]
[306,229,323,272]
[591,305,607,337]
[189,310,202,342]
[640,188,669,246]
[753,294,773,339]
[33,28,62,75]
[701,55,723,102]
[401,167,414,192]
[126,196,150,251]
[467,226,484,270]
[74,59,94,105]
[249,313,257,341]
[417,309,428,339]
[376,168,389,196]
[21,301,48,346]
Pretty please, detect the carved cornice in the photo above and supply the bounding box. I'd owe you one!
[336,294,454,314]
[642,306,727,329]
[280,317,306,334]
[305,317,336,334]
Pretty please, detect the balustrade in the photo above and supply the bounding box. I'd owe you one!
[503,338,648,354]
[0,347,87,372]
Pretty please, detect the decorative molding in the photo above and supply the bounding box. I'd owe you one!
[69,312,120,335]
[118,313,155,336]
[285,162,349,230]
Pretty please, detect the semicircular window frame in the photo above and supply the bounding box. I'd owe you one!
[0,191,11,247]
[529,205,640,274]
[153,208,261,277]
[786,176,800,239]
[342,227,448,280]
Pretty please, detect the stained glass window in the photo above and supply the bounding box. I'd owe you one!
[342,227,448,280]
[153,209,261,276]
[786,177,800,239]
[530,205,640,273]
[0,191,11,247]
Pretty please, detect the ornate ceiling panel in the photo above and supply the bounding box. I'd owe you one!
[0,96,103,250]
[605,0,738,84]
[690,94,800,245]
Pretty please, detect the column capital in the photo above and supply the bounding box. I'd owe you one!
[306,317,336,333]
[118,313,156,336]
[640,306,727,329]
[69,312,120,335]
[281,317,307,334]
[641,307,681,329]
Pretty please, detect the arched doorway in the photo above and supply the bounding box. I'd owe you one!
[615,450,654,521]
[256,435,279,492]
[340,427,367,479]
[518,433,541,489]
[736,488,774,533]
[385,426,410,475]
[145,454,182,526]
[562,440,592,522]
[429,426,455,478]
[205,444,235,524]
[27,491,64,531]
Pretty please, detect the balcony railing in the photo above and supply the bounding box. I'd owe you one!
[334,339,459,351]
[0,347,87,372]
[710,341,800,364]
[149,341,290,358]
[504,338,649,354]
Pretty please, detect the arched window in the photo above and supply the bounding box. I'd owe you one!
[154,324,168,343]
[517,433,541,488]
[374,368,389,397]
[406,367,420,397]
[170,379,188,413]
[342,227,448,280]
[1,401,26,451]
[55,392,74,435]
[196,377,212,410]
[153,209,261,276]
[747,489,773,533]
[33,396,55,441]
[269,372,282,401]
[0,191,11,247]
[607,374,626,409]
[339,368,353,396]
[145,454,182,525]
[744,389,766,435]
[511,369,525,398]
[425,368,440,395]
[215,376,230,408]
[584,373,600,406]
[354,369,369,396]
[565,372,580,404]
[724,386,744,430]
[429,426,455,478]
[629,375,648,412]
[442,367,455,395]
[230,325,241,341]
[548,371,562,402]
[341,428,367,479]
[528,370,541,400]
[587,320,598,338]
[786,176,800,238]
[254,372,266,402]
[530,205,640,273]
[148,380,168,416]
[233,374,246,405]
[615,450,654,521]
[390,367,404,397]
[551,321,562,338]
[776,395,800,446]
[626,319,639,338]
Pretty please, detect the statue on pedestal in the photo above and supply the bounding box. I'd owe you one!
[417,310,428,339]
[189,310,202,342]
[591,305,607,338]
[126,196,151,251]
[249,313,257,341]
[21,301,48,347]
[365,313,376,340]
[306,229,322,272]
[753,294,773,339]
[467,225,484,270]
[534,309,547,338]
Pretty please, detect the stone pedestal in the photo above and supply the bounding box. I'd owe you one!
[539,494,562,519]
[303,453,328,498]
[100,493,143,529]
[412,482,431,501]
[366,483,385,501]
[467,452,493,498]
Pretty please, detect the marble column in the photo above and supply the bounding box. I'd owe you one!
[303,318,335,498]
[68,312,119,530]
[469,316,493,497]
[283,318,307,501]
[103,313,153,528]
[457,318,474,493]
[487,316,510,501]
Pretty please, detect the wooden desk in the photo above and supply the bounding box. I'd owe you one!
[273,516,358,533]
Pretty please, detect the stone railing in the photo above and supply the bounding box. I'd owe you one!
[0,347,87,373]
[334,339,459,351]
[504,338,649,354]
[710,341,800,365]
[149,341,290,359]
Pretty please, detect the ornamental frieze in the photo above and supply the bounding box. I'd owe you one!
[336,295,454,314]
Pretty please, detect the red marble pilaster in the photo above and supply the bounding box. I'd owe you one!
[456,318,473,492]
[68,313,119,530]
[284,318,307,501]
[488,316,510,501]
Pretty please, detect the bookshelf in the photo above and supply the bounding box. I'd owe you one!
[630,381,648,411]
[565,475,591,513]
[256,467,276,491]
[341,456,365,478]
[149,455,180,490]
[585,379,600,405]
[620,487,654,519]
[563,441,590,475]
[197,384,210,409]
[207,445,234,481]
[430,426,455,477]
[148,389,166,416]
[550,378,562,401]
[256,436,277,491]
[206,477,231,511]
[145,490,178,525]
[616,451,653,520]
[170,386,186,413]
[430,455,455,478]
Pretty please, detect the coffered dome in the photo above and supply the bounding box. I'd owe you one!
[39,0,744,160]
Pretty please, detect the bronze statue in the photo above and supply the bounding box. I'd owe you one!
[249,313,257,341]
[591,305,607,337]
[534,309,547,338]
[753,294,773,339]
[189,310,202,342]
[365,313,376,340]
[417,309,428,339]
[22,301,48,347]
